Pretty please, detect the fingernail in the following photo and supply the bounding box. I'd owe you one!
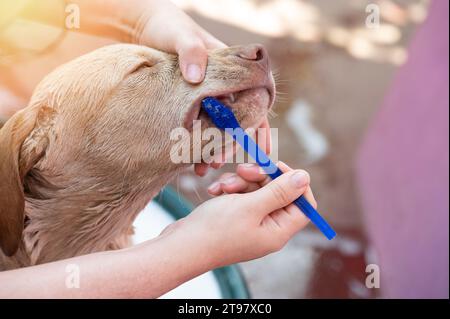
[241,163,255,168]
[222,176,236,185]
[291,171,308,188]
[186,64,202,83]
[208,182,220,193]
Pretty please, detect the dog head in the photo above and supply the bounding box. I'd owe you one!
[0,43,275,256]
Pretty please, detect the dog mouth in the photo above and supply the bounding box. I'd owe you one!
[184,85,275,130]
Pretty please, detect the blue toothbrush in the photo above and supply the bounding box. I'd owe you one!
[201,97,336,240]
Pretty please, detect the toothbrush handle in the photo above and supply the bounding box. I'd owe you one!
[234,132,336,240]
[269,168,336,240]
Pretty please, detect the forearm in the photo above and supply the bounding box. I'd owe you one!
[67,0,145,42]
[68,0,169,42]
[19,0,165,42]
[0,231,212,298]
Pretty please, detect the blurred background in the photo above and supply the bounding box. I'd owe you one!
[0,0,448,298]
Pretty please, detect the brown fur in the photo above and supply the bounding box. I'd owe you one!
[0,44,274,270]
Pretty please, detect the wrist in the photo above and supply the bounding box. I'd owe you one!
[129,223,216,297]
[163,221,220,271]
[70,0,163,42]
[171,212,236,270]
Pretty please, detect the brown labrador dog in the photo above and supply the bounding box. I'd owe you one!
[0,44,274,270]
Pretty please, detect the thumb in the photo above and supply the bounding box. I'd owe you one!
[176,38,208,84]
[245,170,310,215]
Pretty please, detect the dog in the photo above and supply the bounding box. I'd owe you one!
[0,43,275,270]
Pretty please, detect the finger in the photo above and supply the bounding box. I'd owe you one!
[302,185,317,209]
[277,161,317,209]
[210,162,225,169]
[277,161,292,172]
[236,164,267,183]
[208,172,259,195]
[207,181,223,196]
[256,117,272,155]
[194,162,209,176]
[269,184,316,235]
[207,172,235,196]
[217,172,235,180]
[212,152,228,169]
[176,38,208,84]
[202,32,227,49]
[280,162,317,208]
[219,174,261,194]
[255,129,266,154]
[236,161,292,188]
[209,149,226,169]
[257,161,293,188]
[268,206,310,238]
[244,169,311,216]
[273,184,315,220]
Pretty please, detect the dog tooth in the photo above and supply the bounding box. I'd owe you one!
[229,93,236,103]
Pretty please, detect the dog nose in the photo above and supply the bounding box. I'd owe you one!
[234,44,269,68]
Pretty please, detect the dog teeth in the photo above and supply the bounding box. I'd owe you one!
[229,93,236,103]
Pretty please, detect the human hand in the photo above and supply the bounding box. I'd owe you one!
[128,0,241,175]
[133,0,226,84]
[124,1,273,176]
[134,0,274,176]
[163,162,316,268]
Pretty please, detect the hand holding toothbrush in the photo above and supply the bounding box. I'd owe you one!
[0,162,315,298]
[161,162,315,267]
[208,162,316,204]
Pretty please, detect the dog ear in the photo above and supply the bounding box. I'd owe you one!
[0,106,48,256]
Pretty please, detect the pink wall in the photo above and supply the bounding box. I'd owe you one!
[357,0,449,298]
